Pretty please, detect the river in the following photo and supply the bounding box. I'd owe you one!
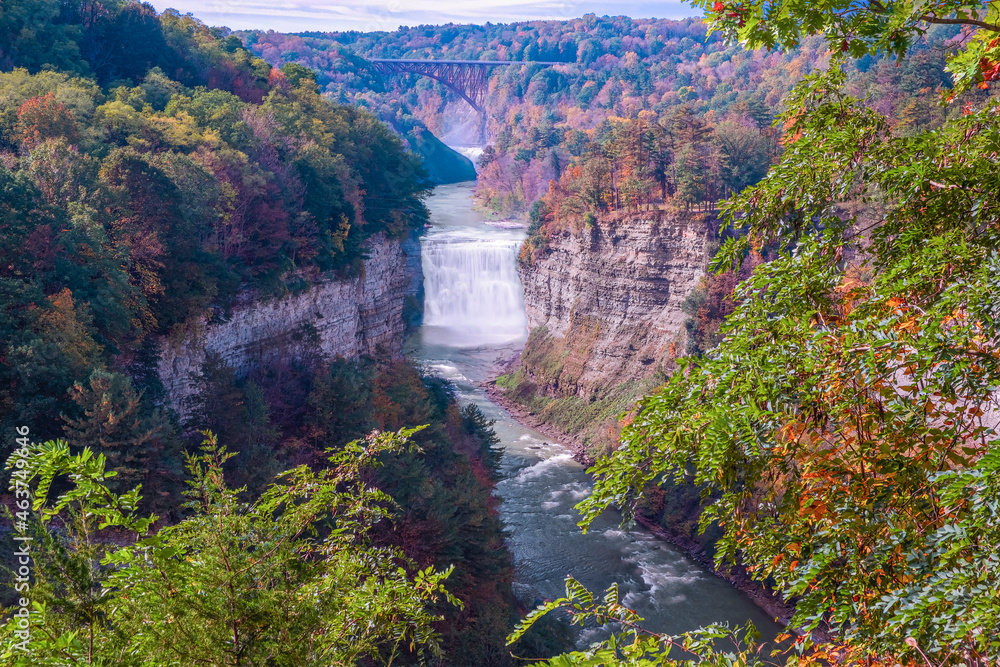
[405,182,778,645]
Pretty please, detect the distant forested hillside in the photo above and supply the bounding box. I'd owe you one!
[0,0,429,453]
[246,15,968,215]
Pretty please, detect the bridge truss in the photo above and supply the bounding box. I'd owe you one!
[369,59,561,139]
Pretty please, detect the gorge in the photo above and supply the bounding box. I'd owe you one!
[148,179,781,643]
[411,182,778,641]
[5,1,996,663]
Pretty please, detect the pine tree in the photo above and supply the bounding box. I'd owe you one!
[63,369,184,510]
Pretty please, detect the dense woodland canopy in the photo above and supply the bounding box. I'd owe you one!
[247,15,983,218]
[0,0,430,454]
[0,2,536,664]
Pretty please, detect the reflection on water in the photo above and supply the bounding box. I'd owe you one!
[408,182,779,643]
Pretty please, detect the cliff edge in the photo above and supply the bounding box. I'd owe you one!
[158,234,412,418]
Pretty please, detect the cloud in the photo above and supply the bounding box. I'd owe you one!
[147,1,699,32]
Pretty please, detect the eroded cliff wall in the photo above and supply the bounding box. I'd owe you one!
[490,212,711,456]
[158,234,411,418]
[518,213,710,399]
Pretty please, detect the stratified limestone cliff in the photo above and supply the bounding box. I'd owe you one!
[518,213,710,399]
[158,234,411,418]
[503,212,794,619]
[491,212,711,456]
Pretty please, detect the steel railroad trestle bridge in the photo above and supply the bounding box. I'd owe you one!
[369,59,562,140]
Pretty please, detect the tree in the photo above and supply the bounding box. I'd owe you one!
[10,289,103,421]
[0,0,87,75]
[517,4,1000,667]
[63,369,183,508]
[15,92,79,151]
[0,431,458,666]
[22,138,94,205]
[306,357,377,450]
[279,62,318,91]
[713,116,773,197]
[696,0,1000,93]
[77,0,172,85]
[185,353,283,494]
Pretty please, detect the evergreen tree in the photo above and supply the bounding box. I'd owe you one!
[185,353,282,494]
[63,369,184,509]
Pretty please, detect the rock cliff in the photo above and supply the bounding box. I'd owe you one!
[517,212,710,399]
[158,234,411,418]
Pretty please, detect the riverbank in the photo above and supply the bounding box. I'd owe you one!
[483,350,595,466]
[632,515,795,627]
[484,353,795,629]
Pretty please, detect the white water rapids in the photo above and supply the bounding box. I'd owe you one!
[407,182,778,645]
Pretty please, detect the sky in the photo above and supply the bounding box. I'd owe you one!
[147,1,700,33]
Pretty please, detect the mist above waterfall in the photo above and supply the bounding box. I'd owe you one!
[422,228,528,347]
[437,103,485,146]
[452,145,484,167]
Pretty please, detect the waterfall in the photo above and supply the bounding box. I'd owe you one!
[452,145,484,168]
[422,229,528,346]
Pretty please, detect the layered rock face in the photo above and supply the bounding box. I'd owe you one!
[158,234,411,417]
[518,213,710,398]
